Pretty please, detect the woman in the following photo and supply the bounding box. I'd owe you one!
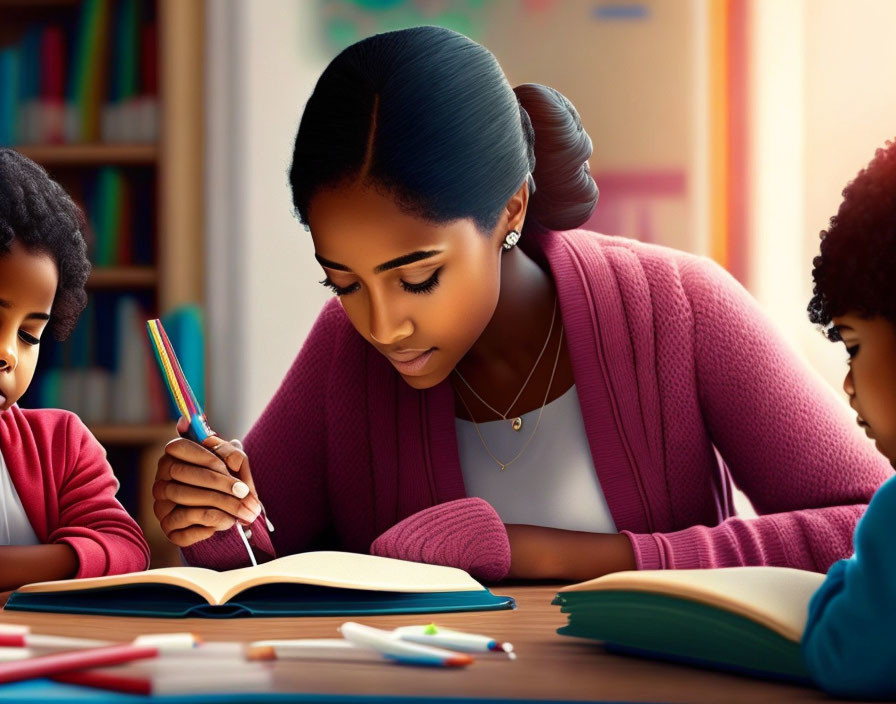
[152,27,890,581]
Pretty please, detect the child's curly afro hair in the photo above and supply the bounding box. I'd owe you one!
[0,148,91,340]
[809,139,896,339]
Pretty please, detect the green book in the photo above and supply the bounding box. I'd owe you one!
[553,566,825,684]
[93,167,122,267]
[8,551,515,618]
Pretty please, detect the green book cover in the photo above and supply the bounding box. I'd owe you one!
[72,0,110,141]
[94,167,122,267]
[553,566,825,684]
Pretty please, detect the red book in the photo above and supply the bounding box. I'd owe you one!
[116,178,134,266]
[40,26,65,143]
[140,23,157,96]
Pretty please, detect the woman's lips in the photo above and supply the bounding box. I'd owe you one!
[387,348,435,375]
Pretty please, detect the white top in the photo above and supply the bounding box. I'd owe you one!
[0,446,41,546]
[456,384,617,533]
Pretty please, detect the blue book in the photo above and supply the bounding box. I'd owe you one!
[0,46,19,145]
[6,551,515,618]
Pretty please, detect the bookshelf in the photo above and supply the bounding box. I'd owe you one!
[0,0,204,567]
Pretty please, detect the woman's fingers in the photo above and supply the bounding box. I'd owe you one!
[166,525,219,548]
[164,437,228,474]
[153,480,259,523]
[160,459,259,510]
[160,504,236,539]
[199,435,258,498]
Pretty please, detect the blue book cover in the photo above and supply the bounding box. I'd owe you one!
[0,46,19,145]
[6,552,515,619]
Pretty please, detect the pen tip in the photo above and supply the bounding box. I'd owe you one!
[246,645,276,661]
[446,654,474,667]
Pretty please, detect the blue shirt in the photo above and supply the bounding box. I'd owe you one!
[802,472,896,699]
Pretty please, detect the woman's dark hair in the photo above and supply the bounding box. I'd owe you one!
[0,148,90,340]
[808,139,896,339]
[290,26,597,236]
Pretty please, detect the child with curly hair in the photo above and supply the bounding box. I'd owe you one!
[802,139,896,699]
[0,149,149,591]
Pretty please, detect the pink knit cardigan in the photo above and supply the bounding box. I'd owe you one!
[183,230,892,573]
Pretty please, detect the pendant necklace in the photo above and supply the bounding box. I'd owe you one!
[453,296,557,432]
[455,324,564,471]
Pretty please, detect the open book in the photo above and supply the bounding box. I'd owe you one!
[7,551,515,618]
[553,566,825,683]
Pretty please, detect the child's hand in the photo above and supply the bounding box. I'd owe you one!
[153,417,262,548]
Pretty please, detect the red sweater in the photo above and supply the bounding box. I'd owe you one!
[0,405,149,577]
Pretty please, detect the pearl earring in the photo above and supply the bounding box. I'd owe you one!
[503,229,521,250]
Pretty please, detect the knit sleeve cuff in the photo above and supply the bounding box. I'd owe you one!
[620,530,665,570]
[371,497,511,582]
[59,536,109,579]
[181,514,274,571]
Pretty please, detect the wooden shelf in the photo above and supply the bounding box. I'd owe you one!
[87,267,158,289]
[88,423,176,446]
[15,143,157,166]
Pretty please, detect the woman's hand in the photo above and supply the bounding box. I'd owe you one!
[153,417,262,548]
[504,525,636,581]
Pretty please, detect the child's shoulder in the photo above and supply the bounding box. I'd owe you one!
[2,405,90,442]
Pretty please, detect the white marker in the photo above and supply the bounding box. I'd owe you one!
[339,622,473,667]
[393,624,514,657]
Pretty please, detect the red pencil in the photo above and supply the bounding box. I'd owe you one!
[0,644,157,684]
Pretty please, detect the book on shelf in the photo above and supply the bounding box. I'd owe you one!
[552,566,824,684]
[0,0,158,147]
[7,551,516,618]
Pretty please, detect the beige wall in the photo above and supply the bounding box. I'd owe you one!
[205,0,330,436]
[801,0,896,392]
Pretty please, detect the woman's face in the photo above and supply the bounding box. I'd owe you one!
[308,181,506,389]
[833,312,896,464]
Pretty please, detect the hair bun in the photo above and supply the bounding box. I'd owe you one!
[514,83,597,231]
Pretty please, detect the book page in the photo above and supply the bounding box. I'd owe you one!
[558,566,825,642]
[16,566,226,605]
[216,552,484,603]
[16,551,485,605]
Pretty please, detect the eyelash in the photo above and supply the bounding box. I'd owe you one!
[319,279,360,296]
[319,268,442,297]
[18,331,40,346]
[846,345,859,360]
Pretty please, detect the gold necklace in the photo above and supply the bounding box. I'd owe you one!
[455,324,564,471]
[453,297,557,432]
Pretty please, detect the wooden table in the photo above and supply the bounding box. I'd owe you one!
[0,585,868,703]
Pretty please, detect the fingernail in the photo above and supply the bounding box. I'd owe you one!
[238,506,258,523]
[232,481,250,499]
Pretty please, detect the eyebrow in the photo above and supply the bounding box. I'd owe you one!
[0,298,51,321]
[315,250,443,275]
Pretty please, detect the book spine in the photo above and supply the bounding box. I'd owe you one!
[0,47,19,146]
[40,26,66,144]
